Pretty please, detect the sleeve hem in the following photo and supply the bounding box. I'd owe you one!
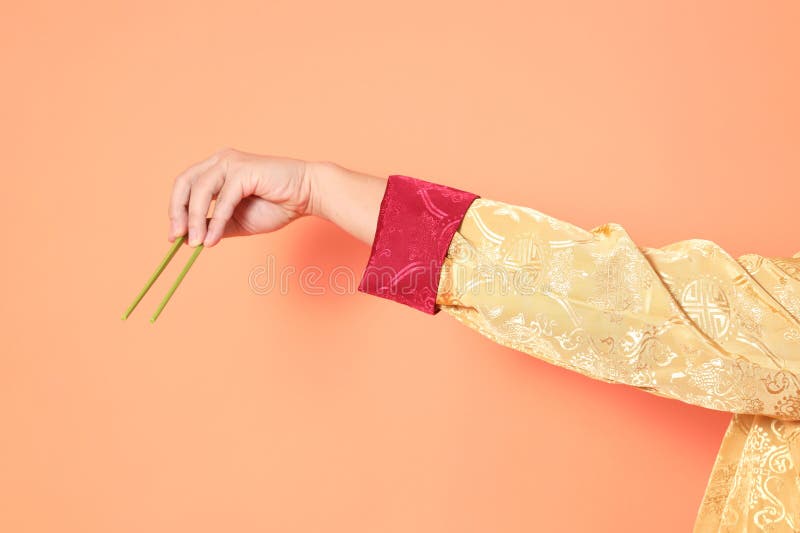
[357,174,479,314]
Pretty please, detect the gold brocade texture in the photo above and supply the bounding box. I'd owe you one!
[435,198,800,531]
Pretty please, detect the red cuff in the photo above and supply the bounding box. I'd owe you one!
[358,174,479,314]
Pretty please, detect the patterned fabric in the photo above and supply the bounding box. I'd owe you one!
[358,174,478,314]
[434,198,800,532]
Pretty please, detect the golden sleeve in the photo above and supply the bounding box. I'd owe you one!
[435,197,800,422]
[357,175,800,530]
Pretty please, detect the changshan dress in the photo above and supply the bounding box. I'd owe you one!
[357,174,800,532]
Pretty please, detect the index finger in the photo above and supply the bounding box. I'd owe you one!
[168,153,222,241]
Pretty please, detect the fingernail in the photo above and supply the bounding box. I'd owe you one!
[170,220,180,239]
[188,228,199,246]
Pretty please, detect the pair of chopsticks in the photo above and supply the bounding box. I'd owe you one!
[122,235,204,323]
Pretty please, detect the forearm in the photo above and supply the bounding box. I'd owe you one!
[305,160,387,246]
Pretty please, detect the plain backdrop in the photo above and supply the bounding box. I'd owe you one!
[2,1,799,531]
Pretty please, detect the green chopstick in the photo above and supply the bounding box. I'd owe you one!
[121,234,204,323]
[122,235,186,320]
[149,243,204,323]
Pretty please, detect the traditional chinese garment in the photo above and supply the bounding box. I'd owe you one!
[358,174,800,532]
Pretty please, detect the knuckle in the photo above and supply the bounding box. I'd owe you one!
[191,174,209,189]
[192,174,215,192]
[215,147,235,161]
[186,203,204,218]
[168,201,186,218]
[217,147,241,166]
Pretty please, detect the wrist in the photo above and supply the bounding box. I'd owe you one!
[302,159,388,246]
[303,159,340,220]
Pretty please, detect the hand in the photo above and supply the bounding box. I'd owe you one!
[168,148,312,247]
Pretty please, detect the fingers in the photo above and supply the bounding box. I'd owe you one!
[168,154,220,241]
[204,176,244,247]
[187,160,227,246]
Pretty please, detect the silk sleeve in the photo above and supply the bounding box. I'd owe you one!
[435,198,800,422]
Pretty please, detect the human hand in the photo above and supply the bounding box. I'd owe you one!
[168,148,313,247]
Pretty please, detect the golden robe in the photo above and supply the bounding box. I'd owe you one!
[435,198,800,532]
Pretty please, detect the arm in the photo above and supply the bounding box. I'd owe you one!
[314,164,800,421]
[435,197,800,421]
[168,149,800,420]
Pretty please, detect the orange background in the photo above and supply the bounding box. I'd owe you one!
[2,1,799,531]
